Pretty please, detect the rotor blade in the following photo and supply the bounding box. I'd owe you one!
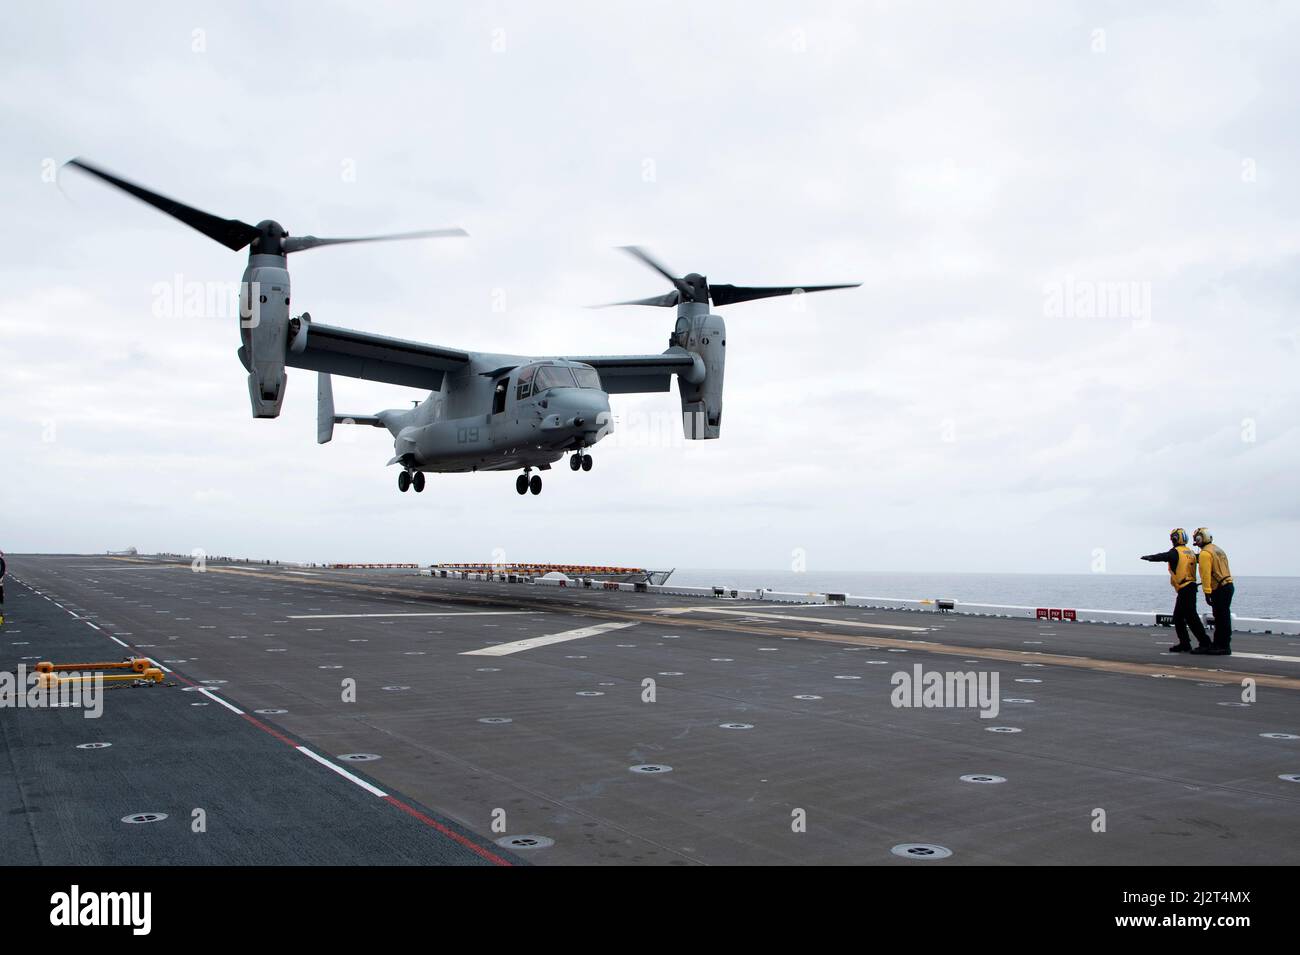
[65,158,261,252]
[589,291,682,309]
[283,228,469,254]
[708,282,862,307]
[617,246,690,297]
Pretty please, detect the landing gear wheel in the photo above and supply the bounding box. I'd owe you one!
[516,474,528,495]
[529,474,543,495]
[412,472,426,493]
[570,454,582,471]
[398,471,411,493]
[581,455,593,472]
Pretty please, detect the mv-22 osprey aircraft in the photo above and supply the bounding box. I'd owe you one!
[69,160,859,496]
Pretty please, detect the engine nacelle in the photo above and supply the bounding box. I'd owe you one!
[676,309,725,439]
[239,261,293,418]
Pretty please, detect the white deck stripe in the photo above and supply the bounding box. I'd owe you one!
[461,621,638,656]
[1233,651,1300,664]
[686,608,930,632]
[287,611,539,620]
[198,688,243,714]
[108,636,128,647]
[296,746,388,797]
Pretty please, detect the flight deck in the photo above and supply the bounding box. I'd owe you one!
[3,554,1298,866]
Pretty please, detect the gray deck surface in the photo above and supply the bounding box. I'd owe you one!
[3,554,1297,865]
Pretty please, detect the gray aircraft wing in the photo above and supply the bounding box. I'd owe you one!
[271,321,471,390]
[559,352,699,394]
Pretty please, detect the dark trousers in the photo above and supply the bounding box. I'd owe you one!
[1208,582,1234,650]
[1173,584,1210,648]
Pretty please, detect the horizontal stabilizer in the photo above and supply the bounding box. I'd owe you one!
[335,414,385,427]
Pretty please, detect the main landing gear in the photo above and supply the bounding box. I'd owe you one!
[398,470,425,493]
[569,451,593,472]
[516,471,542,495]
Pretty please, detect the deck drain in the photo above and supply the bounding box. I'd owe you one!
[76,742,112,750]
[200,679,227,685]
[834,675,862,680]
[630,764,673,774]
[254,708,288,715]
[1022,663,1047,668]
[1002,698,1034,704]
[382,685,410,692]
[1217,702,1251,707]
[710,658,734,662]
[265,648,287,652]
[1261,733,1299,740]
[867,660,888,665]
[318,665,342,670]
[891,843,952,860]
[564,654,587,659]
[986,727,1021,734]
[475,667,501,672]
[960,774,1006,784]
[719,723,753,730]
[478,717,512,724]
[758,647,779,651]
[793,694,823,701]
[598,682,616,687]
[887,649,908,653]
[1015,678,1042,684]
[576,690,605,696]
[496,834,554,850]
[1280,774,1300,783]
[122,812,168,824]
[658,671,683,676]
[190,703,208,707]
[404,651,426,656]
[616,644,637,648]
[338,753,381,762]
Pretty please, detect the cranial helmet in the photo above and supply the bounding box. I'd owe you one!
[1193,527,1212,546]
[1170,528,1189,546]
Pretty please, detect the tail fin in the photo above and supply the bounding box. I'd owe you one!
[317,373,385,443]
[317,373,335,444]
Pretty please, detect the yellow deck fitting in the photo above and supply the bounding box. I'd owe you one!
[36,668,163,688]
[35,657,151,674]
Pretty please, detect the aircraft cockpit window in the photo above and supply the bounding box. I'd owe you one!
[572,366,601,389]
[516,364,535,400]
[533,365,577,391]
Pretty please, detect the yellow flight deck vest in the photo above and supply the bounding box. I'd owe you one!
[1170,545,1198,590]
[1198,543,1233,594]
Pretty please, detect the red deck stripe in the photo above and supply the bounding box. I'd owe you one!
[382,795,514,866]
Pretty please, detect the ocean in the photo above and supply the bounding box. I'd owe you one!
[667,570,1300,621]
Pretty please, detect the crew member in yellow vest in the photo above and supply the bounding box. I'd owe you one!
[1194,528,1233,656]
[1140,528,1210,653]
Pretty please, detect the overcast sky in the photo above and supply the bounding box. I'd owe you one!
[2,1,1298,575]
